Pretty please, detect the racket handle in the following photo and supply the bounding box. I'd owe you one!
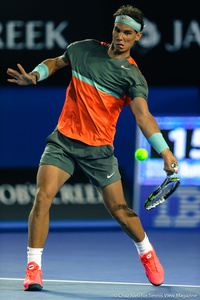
[166,162,178,176]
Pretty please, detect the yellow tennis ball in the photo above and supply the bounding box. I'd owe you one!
[135,148,148,161]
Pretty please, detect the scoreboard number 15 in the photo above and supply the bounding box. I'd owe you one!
[167,128,200,159]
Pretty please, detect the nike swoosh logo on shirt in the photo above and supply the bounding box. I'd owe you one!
[121,65,131,70]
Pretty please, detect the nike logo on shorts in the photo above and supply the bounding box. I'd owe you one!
[107,172,115,179]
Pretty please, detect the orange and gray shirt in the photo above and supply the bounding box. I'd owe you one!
[58,39,148,146]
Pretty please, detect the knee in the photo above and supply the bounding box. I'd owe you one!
[32,188,53,215]
[110,204,138,226]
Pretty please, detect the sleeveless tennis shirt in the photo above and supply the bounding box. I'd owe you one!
[58,39,148,146]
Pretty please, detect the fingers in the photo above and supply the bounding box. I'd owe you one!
[28,73,37,85]
[31,77,37,85]
[7,64,26,78]
[7,78,18,83]
[7,64,31,85]
[165,162,179,176]
[7,68,19,76]
[173,165,179,174]
[17,63,26,75]
[7,68,15,73]
[171,162,178,173]
[7,68,20,81]
[163,153,179,175]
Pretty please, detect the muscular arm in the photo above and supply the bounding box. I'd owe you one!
[7,55,67,85]
[130,97,178,174]
[129,97,160,139]
[33,56,67,81]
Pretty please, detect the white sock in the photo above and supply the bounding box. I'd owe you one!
[134,233,153,256]
[27,247,43,269]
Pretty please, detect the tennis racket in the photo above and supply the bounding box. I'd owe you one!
[144,163,180,210]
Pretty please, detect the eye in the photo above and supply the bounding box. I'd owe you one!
[114,26,120,33]
[125,31,132,35]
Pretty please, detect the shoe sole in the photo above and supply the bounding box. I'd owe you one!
[146,274,163,286]
[24,283,43,291]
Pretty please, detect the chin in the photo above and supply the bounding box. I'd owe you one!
[114,47,126,55]
[114,49,122,55]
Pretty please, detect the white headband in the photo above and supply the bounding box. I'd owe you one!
[115,15,142,32]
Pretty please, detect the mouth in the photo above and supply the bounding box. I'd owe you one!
[116,43,124,49]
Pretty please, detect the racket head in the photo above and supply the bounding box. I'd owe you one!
[144,176,181,210]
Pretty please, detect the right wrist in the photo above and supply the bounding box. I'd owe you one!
[148,132,169,155]
[31,63,49,82]
[29,72,38,83]
[160,148,172,158]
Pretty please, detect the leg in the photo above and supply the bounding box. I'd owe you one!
[98,180,145,242]
[28,164,71,248]
[98,179,164,285]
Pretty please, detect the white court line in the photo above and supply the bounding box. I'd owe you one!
[0,278,199,288]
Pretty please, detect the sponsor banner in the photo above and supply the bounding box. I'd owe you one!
[2,18,199,53]
[0,168,131,221]
[1,0,199,86]
[138,185,200,229]
[0,20,69,50]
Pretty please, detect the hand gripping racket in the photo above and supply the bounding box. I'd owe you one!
[144,163,180,210]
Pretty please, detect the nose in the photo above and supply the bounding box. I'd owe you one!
[117,31,123,40]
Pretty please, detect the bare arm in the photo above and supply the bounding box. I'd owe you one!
[32,56,67,81]
[7,56,67,85]
[130,97,178,174]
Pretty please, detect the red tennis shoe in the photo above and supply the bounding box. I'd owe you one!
[139,245,164,286]
[23,262,43,291]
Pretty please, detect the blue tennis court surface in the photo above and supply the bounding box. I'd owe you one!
[0,227,199,299]
[0,279,199,300]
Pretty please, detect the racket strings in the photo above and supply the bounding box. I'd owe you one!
[145,179,180,210]
[154,183,174,200]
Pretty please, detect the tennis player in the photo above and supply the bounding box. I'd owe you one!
[7,5,178,291]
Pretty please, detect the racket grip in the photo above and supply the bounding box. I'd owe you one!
[167,162,178,176]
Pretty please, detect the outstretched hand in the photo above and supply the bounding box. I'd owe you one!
[7,64,37,85]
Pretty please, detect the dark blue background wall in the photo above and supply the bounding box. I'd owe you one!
[1,86,199,192]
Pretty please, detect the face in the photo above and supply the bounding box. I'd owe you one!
[110,23,142,57]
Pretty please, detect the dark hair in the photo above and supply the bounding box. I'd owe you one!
[113,4,144,31]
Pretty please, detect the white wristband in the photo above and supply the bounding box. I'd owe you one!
[148,132,169,154]
[31,63,49,82]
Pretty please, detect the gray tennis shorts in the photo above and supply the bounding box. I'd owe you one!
[40,128,121,187]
